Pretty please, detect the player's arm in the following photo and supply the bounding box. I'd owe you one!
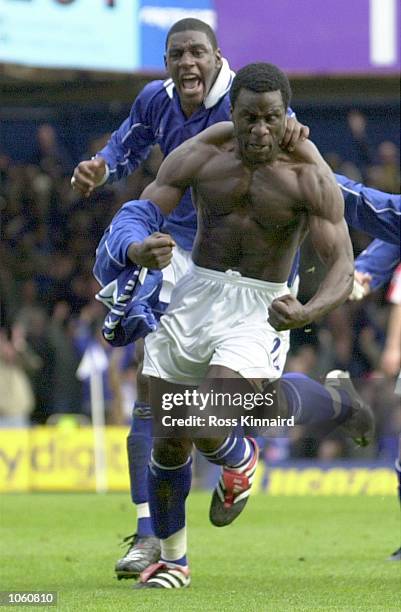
[93,199,170,279]
[338,176,401,245]
[140,124,227,213]
[305,151,354,319]
[269,151,353,330]
[71,84,157,197]
[141,137,204,213]
[305,201,354,321]
[127,135,210,268]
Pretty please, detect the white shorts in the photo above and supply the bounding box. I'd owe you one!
[159,245,192,304]
[143,263,290,385]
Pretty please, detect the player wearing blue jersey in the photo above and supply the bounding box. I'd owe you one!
[72,18,399,580]
[337,178,400,246]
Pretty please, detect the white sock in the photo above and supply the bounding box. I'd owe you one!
[136,502,150,519]
[161,527,187,565]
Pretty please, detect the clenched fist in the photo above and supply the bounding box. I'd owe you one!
[127,232,176,269]
[71,157,108,197]
[268,294,310,331]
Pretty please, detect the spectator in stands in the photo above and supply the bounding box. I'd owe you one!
[15,307,55,424]
[376,141,400,193]
[346,110,374,180]
[32,123,73,177]
[0,325,39,427]
[48,301,82,415]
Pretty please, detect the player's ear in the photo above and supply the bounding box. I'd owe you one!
[230,105,233,118]
[214,47,223,69]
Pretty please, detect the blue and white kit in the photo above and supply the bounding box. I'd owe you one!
[143,264,290,385]
[94,59,400,345]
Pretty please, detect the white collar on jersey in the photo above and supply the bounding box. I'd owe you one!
[204,58,235,108]
[163,58,235,110]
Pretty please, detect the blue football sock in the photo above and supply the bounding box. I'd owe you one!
[136,512,153,538]
[127,401,154,537]
[148,453,192,566]
[198,433,252,468]
[281,373,352,425]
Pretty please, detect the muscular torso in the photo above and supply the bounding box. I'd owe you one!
[191,141,309,282]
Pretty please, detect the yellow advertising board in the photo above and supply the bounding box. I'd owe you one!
[0,427,397,495]
[0,427,129,492]
[265,466,396,496]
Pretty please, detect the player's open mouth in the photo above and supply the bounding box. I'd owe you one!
[180,76,203,95]
[248,143,270,151]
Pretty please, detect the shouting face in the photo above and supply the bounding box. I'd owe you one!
[165,30,222,118]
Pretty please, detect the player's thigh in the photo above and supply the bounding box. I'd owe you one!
[211,327,289,382]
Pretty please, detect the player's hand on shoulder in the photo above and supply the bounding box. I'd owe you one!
[280,117,309,152]
[128,232,176,269]
[268,293,310,331]
[71,157,107,197]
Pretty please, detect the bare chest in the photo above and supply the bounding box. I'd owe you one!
[194,160,303,229]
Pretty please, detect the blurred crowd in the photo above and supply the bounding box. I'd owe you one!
[0,109,400,461]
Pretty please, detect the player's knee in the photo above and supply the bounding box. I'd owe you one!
[153,438,192,467]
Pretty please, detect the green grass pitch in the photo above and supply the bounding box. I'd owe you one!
[1,492,400,611]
